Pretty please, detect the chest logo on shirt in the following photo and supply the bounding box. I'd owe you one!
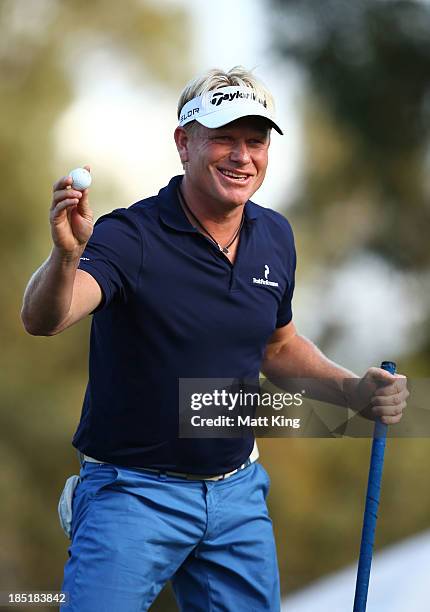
[252,264,279,287]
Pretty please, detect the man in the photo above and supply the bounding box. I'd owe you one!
[21,66,408,611]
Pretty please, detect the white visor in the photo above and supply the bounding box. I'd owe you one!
[178,86,283,135]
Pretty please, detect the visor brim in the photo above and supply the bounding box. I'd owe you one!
[196,104,283,135]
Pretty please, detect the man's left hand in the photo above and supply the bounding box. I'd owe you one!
[353,367,409,424]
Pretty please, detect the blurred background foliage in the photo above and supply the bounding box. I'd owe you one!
[1,0,189,609]
[2,0,430,609]
[266,0,430,596]
[274,0,430,270]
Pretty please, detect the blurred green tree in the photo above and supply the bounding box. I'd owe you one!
[272,0,430,269]
[264,0,430,597]
[0,1,189,609]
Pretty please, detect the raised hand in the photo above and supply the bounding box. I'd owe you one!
[50,165,93,258]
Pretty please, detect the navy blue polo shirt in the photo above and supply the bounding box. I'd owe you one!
[73,175,296,473]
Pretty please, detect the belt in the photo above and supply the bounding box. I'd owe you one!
[82,440,259,482]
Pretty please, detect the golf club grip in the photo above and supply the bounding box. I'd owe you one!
[353,360,396,612]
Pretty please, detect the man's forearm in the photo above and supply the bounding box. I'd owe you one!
[261,333,359,408]
[21,247,83,336]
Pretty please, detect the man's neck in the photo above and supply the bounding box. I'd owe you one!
[180,175,244,228]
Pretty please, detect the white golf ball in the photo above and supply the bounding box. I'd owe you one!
[69,167,92,191]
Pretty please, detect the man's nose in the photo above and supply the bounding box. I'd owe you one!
[230,141,251,164]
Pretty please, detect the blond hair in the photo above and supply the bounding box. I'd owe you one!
[177,66,276,121]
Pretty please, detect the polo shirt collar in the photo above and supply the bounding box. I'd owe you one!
[158,175,261,231]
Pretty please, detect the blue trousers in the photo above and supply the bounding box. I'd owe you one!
[61,460,280,611]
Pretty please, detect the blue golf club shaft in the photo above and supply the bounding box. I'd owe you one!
[353,360,397,612]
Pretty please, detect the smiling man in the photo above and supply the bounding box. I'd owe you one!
[175,115,272,260]
[21,66,408,611]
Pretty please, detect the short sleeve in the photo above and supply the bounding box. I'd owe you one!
[78,209,143,312]
[276,223,296,328]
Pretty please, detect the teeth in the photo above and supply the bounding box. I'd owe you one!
[219,169,248,180]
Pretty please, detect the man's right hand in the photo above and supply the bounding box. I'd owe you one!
[50,165,94,258]
[21,164,101,335]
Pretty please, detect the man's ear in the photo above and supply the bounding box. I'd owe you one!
[174,126,190,164]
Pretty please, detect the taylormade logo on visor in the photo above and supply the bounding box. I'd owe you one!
[210,90,267,107]
[177,85,284,134]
